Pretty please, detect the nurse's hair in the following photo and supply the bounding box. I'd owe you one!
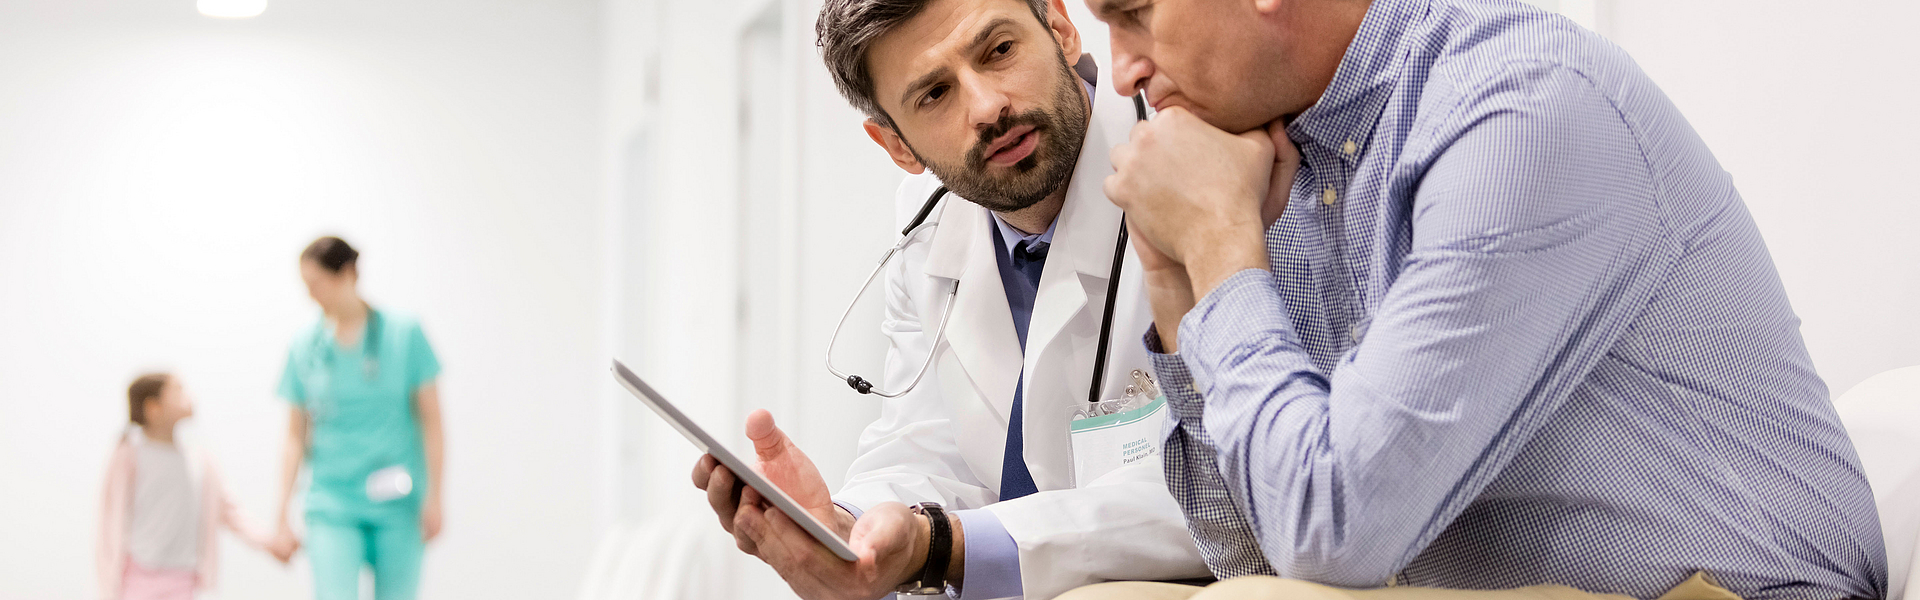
[302,236,359,274]
[816,0,1049,129]
[127,372,171,425]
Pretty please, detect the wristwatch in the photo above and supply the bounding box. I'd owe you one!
[896,502,952,597]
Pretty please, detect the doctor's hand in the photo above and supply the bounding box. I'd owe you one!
[420,493,443,543]
[738,499,943,600]
[265,526,300,564]
[691,409,854,556]
[266,530,299,561]
[1107,107,1300,304]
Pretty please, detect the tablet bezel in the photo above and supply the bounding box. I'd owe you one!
[610,359,859,562]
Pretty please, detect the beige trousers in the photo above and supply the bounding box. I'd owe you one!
[1057,572,1742,600]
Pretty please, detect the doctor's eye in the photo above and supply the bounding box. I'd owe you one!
[920,85,949,107]
[991,40,1013,58]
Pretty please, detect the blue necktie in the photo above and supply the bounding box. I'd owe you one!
[993,227,1048,501]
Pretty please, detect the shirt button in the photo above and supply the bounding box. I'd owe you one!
[1342,140,1358,156]
[1322,186,1338,206]
[1350,323,1365,343]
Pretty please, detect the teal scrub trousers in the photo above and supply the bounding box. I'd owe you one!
[306,511,423,600]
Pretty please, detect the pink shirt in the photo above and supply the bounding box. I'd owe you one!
[97,429,269,600]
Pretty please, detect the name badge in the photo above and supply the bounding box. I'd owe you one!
[1068,370,1168,488]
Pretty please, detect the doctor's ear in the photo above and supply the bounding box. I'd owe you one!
[1044,0,1082,60]
[863,118,926,175]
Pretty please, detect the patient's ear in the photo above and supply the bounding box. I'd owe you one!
[864,119,925,174]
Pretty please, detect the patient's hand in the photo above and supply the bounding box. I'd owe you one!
[691,409,855,557]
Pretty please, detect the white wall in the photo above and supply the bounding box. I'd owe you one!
[1600,0,1920,394]
[0,1,604,598]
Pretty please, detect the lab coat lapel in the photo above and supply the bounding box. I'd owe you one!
[921,196,1022,428]
[1018,81,1138,491]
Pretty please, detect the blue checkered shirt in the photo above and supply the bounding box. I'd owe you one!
[1144,0,1888,598]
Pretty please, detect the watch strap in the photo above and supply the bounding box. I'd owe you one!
[898,502,951,596]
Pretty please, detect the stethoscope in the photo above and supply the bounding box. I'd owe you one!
[314,307,382,382]
[825,94,1150,405]
[301,307,381,427]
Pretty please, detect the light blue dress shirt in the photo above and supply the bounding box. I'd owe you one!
[1145,0,1886,598]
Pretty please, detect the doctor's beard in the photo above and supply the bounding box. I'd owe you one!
[907,55,1090,214]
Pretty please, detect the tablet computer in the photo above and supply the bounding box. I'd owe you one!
[610,359,858,561]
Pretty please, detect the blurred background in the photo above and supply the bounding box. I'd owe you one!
[0,0,1914,598]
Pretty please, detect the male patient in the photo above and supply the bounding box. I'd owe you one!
[689,0,1208,598]
[1066,0,1889,598]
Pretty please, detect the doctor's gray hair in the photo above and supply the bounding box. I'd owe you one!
[817,0,1050,129]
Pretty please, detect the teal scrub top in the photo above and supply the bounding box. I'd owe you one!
[278,308,440,517]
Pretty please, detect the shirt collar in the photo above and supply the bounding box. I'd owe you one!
[1285,0,1429,156]
[989,210,1057,258]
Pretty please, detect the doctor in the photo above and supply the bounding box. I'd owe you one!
[689,0,1207,598]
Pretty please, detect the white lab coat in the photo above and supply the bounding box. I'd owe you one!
[834,68,1209,599]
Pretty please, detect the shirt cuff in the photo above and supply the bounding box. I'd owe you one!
[1146,325,1205,424]
[833,501,863,520]
[952,509,1021,600]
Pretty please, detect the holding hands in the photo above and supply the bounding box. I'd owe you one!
[266,524,300,564]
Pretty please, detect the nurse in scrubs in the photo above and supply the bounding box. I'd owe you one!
[269,236,446,600]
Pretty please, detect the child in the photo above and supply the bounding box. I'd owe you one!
[97,373,291,600]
